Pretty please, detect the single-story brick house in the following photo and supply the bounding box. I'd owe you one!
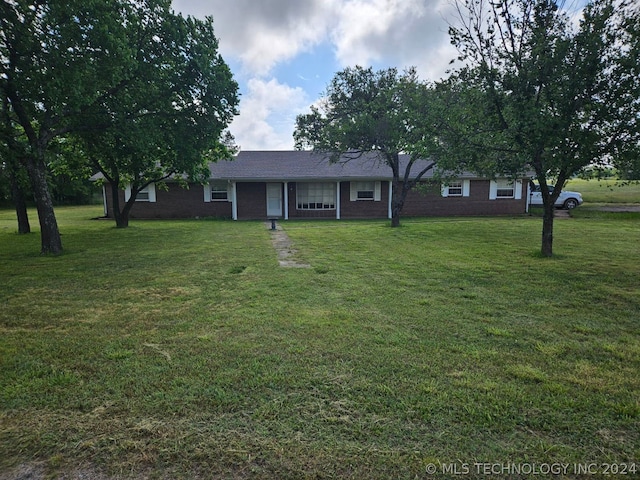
[99,150,532,220]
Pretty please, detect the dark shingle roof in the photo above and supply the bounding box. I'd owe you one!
[209,150,465,181]
[90,151,509,183]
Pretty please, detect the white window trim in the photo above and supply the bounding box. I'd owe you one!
[489,179,522,200]
[125,183,156,202]
[441,179,470,197]
[204,181,231,202]
[350,181,381,201]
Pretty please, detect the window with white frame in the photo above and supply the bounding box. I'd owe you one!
[496,179,515,198]
[125,183,156,202]
[447,182,462,197]
[446,181,463,196]
[297,182,336,210]
[350,181,381,201]
[204,181,231,202]
[489,179,522,200]
[137,188,150,201]
[211,182,228,201]
[441,179,470,197]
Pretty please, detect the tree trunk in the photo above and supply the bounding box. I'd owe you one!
[391,207,401,227]
[2,102,30,234]
[541,202,554,257]
[25,153,62,254]
[117,208,130,228]
[5,85,61,252]
[9,162,30,234]
[110,182,130,228]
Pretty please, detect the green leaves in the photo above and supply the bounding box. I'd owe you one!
[2,0,239,235]
[447,0,640,181]
[443,0,640,254]
[68,1,239,225]
[294,66,444,226]
[296,66,420,156]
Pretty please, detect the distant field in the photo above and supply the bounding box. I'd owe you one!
[565,178,640,204]
[1,207,639,479]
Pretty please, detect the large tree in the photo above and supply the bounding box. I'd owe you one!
[75,6,239,228]
[1,0,134,253]
[294,66,443,227]
[444,0,640,256]
[0,95,30,233]
[1,0,238,249]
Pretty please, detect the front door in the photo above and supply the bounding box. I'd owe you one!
[266,183,282,217]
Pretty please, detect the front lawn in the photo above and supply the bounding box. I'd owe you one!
[1,207,638,479]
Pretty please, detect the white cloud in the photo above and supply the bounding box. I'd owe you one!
[172,0,337,76]
[331,0,425,65]
[230,78,310,150]
[331,0,458,80]
[172,0,457,79]
[171,0,461,148]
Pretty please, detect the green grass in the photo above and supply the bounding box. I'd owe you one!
[1,207,639,478]
[565,178,640,204]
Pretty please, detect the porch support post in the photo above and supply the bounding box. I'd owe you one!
[284,182,289,220]
[102,184,108,217]
[231,181,238,220]
[388,181,393,219]
[336,181,341,219]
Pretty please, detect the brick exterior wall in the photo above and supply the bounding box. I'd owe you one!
[402,180,527,216]
[102,179,528,220]
[236,182,268,219]
[104,182,232,219]
[340,181,389,218]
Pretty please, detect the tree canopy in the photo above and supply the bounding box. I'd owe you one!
[443,0,640,256]
[1,0,238,248]
[75,4,239,227]
[294,66,443,227]
[1,0,129,252]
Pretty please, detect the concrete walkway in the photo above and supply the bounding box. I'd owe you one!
[267,222,311,268]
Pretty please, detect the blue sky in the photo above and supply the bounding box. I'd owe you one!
[171,0,586,151]
[171,0,459,150]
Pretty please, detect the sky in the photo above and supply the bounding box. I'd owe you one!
[170,0,460,151]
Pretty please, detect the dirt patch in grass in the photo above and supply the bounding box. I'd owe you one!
[0,463,113,480]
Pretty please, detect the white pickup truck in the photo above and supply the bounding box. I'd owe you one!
[530,184,583,209]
